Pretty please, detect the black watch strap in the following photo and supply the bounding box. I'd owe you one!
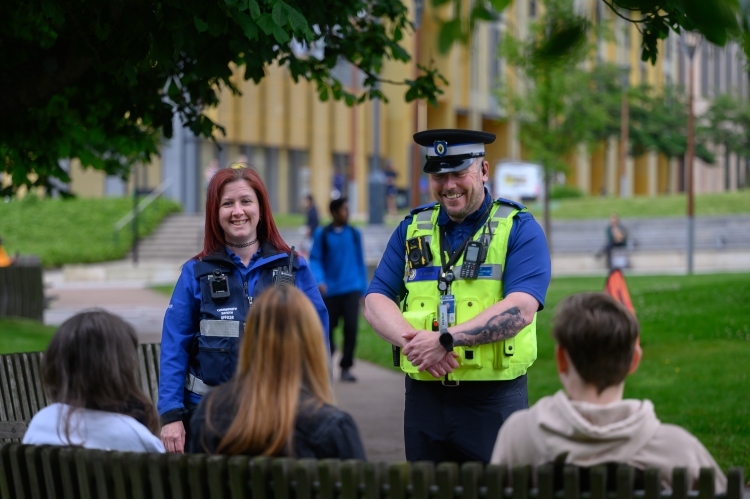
[439,331,454,352]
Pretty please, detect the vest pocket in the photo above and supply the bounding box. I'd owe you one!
[196,336,235,386]
[401,309,436,373]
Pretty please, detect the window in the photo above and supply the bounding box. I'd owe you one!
[529,0,537,18]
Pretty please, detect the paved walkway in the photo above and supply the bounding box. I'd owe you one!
[43,278,406,461]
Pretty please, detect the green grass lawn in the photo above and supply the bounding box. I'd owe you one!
[1,195,182,267]
[0,318,56,354]
[354,272,750,472]
[386,190,749,222]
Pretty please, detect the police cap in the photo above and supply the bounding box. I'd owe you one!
[414,129,496,174]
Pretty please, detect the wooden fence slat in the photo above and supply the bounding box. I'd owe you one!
[485,464,506,499]
[29,354,48,411]
[615,465,635,499]
[137,348,150,403]
[20,355,39,416]
[697,468,715,499]
[108,452,130,499]
[167,453,189,499]
[535,463,553,499]
[364,462,386,499]
[40,446,61,499]
[319,459,342,499]
[588,465,607,499]
[146,453,169,499]
[8,443,30,499]
[206,455,229,499]
[145,344,160,407]
[412,461,436,499]
[23,445,45,499]
[250,457,272,499]
[92,450,115,499]
[73,445,95,499]
[511,465,530,499]
[0,356,12,421]
[271,458,294,499]
[0,443,13,499]
[643,468,660,499]
[726,468,743,499]
[294,459,318,499]
[341,460,364,499]
[128,452,151,499]
[461,462,482,499]
[187,454,209,499]
[437,462,459,499]
[562,465,579,499]
[388,462,410,499]
[58,447,78,499]
[672,468,689,499]
[227,456,251,499]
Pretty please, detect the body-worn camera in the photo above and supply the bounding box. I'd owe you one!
[406,236,433,269]
[273,246,297,286]
[207,269,230,299]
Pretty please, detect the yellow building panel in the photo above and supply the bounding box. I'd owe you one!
[69,159,105,198]
[287,79,310,150]
[657,154,670,193]
[590,142,606,196]
[634,154,648,195]
[309,87,333,205]
[262,64,287,147]
[239,77,262,144]
[331,98,351,153]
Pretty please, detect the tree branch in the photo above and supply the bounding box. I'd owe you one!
[602,0,650,24]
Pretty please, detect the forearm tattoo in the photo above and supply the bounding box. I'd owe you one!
[453,307,527,347]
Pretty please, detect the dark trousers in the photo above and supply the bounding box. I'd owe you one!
[605,241,627,270]
[323,291,360,369]
[403,374,528,463]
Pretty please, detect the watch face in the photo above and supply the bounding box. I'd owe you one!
[440,332,453,347]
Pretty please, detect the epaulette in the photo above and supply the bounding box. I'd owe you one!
[409,202,438,215]
[495,197,526,210]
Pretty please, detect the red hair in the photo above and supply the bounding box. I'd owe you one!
[196,164,291,259]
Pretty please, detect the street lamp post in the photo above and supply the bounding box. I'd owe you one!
[410,0,424,208]
[619,64,630,199]
[681,31,701,275]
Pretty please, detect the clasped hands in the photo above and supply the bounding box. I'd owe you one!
[401,329,459,378]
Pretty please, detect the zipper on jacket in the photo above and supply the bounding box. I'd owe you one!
[244,280,252,308]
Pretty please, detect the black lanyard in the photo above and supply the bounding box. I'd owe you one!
[437,202,493,291]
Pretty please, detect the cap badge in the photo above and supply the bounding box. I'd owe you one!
[434,140,448,157]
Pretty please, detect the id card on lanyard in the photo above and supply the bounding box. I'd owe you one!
[440,294,455,326]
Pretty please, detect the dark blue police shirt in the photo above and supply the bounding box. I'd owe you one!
[366,190,551,310]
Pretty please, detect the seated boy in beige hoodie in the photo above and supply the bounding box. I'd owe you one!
[491,292,726,491]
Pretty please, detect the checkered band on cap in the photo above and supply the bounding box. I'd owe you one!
[427,142,485,159]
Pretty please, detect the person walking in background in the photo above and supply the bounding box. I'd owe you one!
[23,310,165,452]
[158,163,329,454]
[491,292,726,492]
[597,213,628,270]
[310,197,368,382]
[364,129,551,463]
[299,194,319,258]
[189,285,365,459]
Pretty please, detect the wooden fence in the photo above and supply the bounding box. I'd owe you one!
[0,444,745,499]
[0,256,44,322]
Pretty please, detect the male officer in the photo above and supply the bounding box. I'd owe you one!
[364,129,551,463]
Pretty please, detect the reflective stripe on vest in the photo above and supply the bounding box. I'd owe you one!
[200,319,241,337]
[185,373,212,396]
[401,201,537,382]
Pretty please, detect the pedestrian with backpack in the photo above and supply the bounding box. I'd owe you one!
[310,197,369,382]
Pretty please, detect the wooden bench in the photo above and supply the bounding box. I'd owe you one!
[0,443,745,499]
[0,256,44,322]
[0,344,161,441]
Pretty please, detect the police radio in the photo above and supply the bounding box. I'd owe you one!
[207,269,231,299]
[273,246,297,287]
[406,236,433,269]
[459,240,487,279]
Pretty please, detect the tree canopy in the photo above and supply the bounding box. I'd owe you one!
[0,0,444,196]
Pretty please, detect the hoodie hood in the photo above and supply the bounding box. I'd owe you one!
[533,390,662,466]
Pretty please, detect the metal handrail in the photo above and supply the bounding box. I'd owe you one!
[113,178,173,244]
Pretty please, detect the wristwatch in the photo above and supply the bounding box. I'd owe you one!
[439,331,454,352]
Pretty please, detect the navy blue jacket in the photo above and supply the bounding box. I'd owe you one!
[159,243,329,425]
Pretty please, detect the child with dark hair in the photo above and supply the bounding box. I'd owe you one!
[491,292,725,491]
[23,310,165,452]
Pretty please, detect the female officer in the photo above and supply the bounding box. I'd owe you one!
[158,163,329,453]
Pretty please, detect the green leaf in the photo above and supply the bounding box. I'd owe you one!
[487,0,511,12]
[286,5,309,33]
[225,0,239,6]
[471,4,496,21]
[319,87,329,101]
[438,19,462,54]
[194,16,209,33]
[257,13,276,35]
[234,11,258,40]
[271,24,291,44]
[272,2,287,26]
[248,0,261,19]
